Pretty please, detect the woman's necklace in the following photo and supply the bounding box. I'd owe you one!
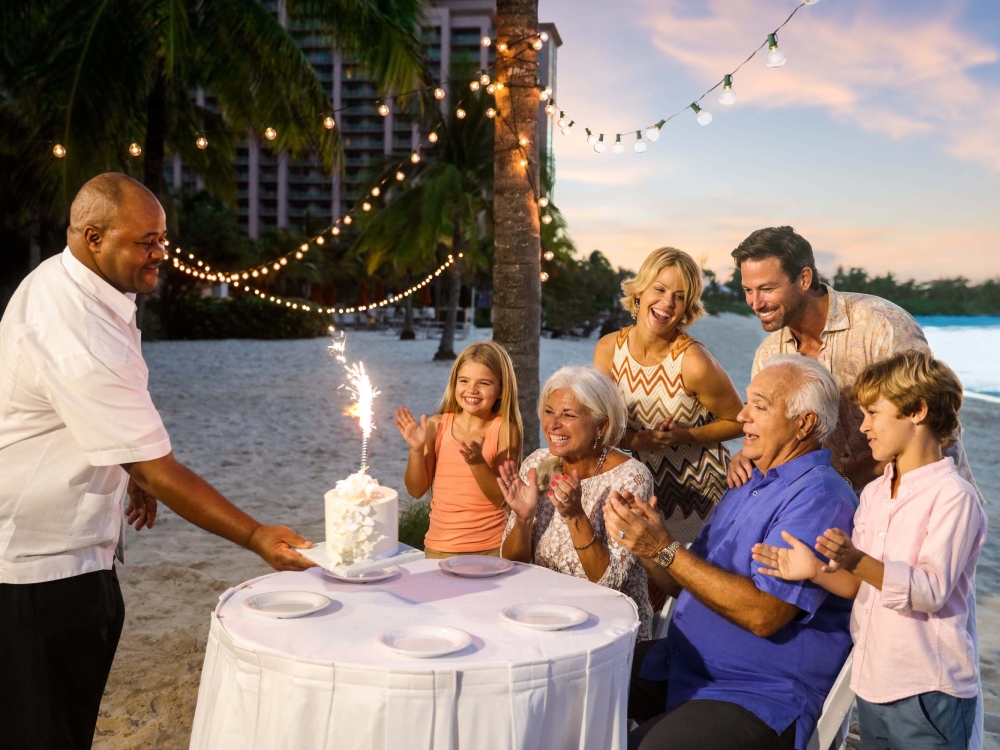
[559,446,609,480]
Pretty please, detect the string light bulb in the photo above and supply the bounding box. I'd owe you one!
[538,89,549,101]
[434,87,445,99]
[540,32,549,42]
[519,136,529,146]
[765,33,786,68]
[396,171,405,181]
[561,120,574,136]
[343,215,352,225]
[410,152,420,163]
[646,119,665,142]
[538,196,549,207]
[540,271,549,282]
[480,74,491,85]
[128,142,142,157]
[586,128,598,145]
[497,42,507,53]
[264,127,277,140]
[612,134,623,154]
[519,158,528,168]
[718,74,737,106]
[532,39,543,50]
[557,112,567,128]
[542,214,553,224]
[594,134,606,154]
[634,130,646,153]
[378,103,389,116]
[496,82,505,91]
[486,84,496,94]
[362,202,372,211]
[323,116,336,129]
[486,108,496,118]
[371,187,380,197]
[470,80,480,92]
[691,102,713,125]
[428,131,438,143]
[481,36,492,47]
[52,143,66,158]
[456,108,466,119]
[196,136,208,149]
[545,103,556,115]
[543,250,554,261]
[333,226,341,235]
[300,243,309,251]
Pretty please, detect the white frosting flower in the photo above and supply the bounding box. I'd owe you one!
[326,472,386,565]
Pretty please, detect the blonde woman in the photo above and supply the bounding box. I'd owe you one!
[395,342,522,558]
[499,366,655,640]
[594,247,743,549]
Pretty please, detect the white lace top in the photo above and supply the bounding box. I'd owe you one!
[502,448,655,640]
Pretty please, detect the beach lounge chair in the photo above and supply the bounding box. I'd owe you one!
[650,597,855,750]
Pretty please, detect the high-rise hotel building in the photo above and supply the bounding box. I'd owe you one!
[167,1,560,238]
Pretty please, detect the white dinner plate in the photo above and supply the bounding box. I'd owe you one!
[439,556,514,578]
[322,566,399,584]
[377,625,473,658]
[499,603,589,631]
[242,590,331,618]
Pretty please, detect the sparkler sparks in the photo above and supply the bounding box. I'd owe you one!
[345,363,379,473]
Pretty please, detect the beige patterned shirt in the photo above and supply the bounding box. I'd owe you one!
[751,286,981,500]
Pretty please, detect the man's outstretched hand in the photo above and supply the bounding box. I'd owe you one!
[248,525,317,571]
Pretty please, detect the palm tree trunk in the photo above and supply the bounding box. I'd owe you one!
[143,69,168,199]
[493,0,541,451]
[401,273,416,340]
[434,240,463,360]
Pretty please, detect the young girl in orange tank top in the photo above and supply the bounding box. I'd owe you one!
[394,342,523,558]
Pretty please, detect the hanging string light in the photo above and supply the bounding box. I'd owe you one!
[323,116,336,130]
[534,1,814,156]
[633,131,646,153]
[264,127,277,140]
[718,75,737,106]
[196,135,209,149]
[128,142,142,157]
[52,143,66,158]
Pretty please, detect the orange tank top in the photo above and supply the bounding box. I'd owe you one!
[423,413,507,552]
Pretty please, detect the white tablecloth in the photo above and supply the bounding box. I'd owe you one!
[190,559,640,750]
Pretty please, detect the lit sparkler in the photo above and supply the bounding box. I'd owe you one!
[345,362,379,473]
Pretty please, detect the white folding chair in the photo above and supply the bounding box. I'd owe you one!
[807,651,855,750]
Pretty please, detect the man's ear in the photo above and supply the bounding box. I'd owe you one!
[798,411,818,441]
[83,225,103,254]
[798,266,814,291]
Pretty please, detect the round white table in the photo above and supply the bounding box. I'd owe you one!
[190,558,640,750]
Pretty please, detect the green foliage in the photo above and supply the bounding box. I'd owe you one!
[398,499,431,550]
[148,294,329,340]
[832,267,1000,316]
[543,249,630,336]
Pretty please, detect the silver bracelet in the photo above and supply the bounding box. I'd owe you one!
[573,534,597,551]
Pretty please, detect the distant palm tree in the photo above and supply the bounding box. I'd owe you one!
[492,0,542,450]
[352,87,494,356]
[0,0,424,242]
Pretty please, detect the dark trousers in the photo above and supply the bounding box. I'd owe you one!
[0,568,125,750]
[629,639,796,750]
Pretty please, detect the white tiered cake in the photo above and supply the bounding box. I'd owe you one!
[324,471,399,566]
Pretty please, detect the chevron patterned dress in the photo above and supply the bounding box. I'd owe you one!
[611,326,730,544]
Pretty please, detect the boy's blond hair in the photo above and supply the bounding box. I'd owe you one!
[850,349,963,443]
[619,247,706,328]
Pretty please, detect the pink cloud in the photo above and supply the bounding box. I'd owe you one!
[640,0,1000,169]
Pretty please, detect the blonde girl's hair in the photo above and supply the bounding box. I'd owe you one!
[619,247,706,328]
[850,349,963,444]
[437,341,523,463]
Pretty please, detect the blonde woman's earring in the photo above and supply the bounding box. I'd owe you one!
[631,298,640,320]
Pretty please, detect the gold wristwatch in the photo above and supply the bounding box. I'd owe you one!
[656,540,682,568]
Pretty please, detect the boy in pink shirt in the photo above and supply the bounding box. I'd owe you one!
[752,350,984,750]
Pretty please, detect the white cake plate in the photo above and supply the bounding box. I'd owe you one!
[296,542,425,577]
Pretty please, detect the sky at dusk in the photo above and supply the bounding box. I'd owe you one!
[540,0,1000,282]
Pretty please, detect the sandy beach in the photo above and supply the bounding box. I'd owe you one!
[94,314,1000,748]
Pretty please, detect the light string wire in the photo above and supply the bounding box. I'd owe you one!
[539,1,812,151]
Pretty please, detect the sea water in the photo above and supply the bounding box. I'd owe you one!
[917,316,1000,401]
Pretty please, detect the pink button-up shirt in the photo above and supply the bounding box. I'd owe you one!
[850,458,985,703]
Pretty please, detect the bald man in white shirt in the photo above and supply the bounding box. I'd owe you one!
[0,173,315,749]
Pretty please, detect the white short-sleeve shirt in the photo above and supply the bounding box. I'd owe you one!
[0,248,171,583]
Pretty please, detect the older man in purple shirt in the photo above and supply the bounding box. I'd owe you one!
[605,354,857,750]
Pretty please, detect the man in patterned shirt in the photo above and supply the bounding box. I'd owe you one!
[725,226,980,499]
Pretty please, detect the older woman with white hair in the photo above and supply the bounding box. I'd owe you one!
[498,365,655,639]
